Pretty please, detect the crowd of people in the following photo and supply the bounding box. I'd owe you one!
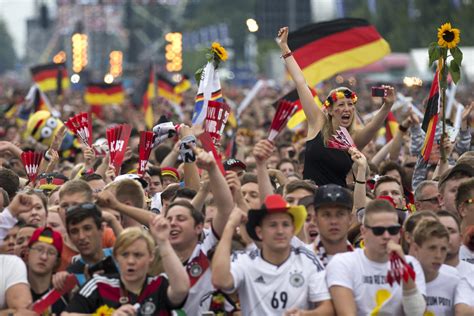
[0,26,474,316]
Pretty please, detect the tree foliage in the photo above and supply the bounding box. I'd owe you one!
[0,19,17,74]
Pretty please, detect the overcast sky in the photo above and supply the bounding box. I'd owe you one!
[0,0,56,58]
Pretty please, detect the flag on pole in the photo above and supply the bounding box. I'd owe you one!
[385,111,399,142]
[157,75,182,105]
[421,70,440,162]
[30,63,69,95]
[85,83,124,118]
[174,75,192,94]
[288,18,391,86]
[279,87,322,129]
[142,64,156,129]
[192,62,224,126]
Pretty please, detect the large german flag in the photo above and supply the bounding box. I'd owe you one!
[142,64,156,129]
[30,63,69,94]
[279,87,322,129]
[288,18,391,86]
[421,69,440,162]
[84,83,125,105]
[157,75,182,105]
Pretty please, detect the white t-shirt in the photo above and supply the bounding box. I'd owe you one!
[0,255,29,309]
[455,260,474,307]
[326,248,426,316]
[459,245,474,264]
[425,265,459,316]
[228,246,330,315]
[0,208,18,243]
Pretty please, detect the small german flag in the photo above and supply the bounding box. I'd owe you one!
[385,111,399,142]
[288,18,391,86]
[421,69,440,162]
[279,87,322,129]
[174,75,192,95]
[157,75,182,105]
[141,64,156,129]
[30,63,69,95]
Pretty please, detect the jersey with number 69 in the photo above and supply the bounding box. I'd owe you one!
[226,246,330,315]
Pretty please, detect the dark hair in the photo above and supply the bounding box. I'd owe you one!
[373,175,401,196]
[437,210,461,232]
[284,180,317,196]
[0,168,20,200]
[456,178,474,209]
[147,166,162,178]
[165,199,204,226]
[171,188,197,202]
[0,187,9,207]
[380,161,412,192]
[154,144,172,164]
[66,203,102,232]
[80,173,104,182]
[120,155,139,175]
[241,173,258,185]
[276,158,297,171]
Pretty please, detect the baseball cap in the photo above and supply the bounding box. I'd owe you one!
[114,174,148,189]
[223,158,247,172]
[313,184,353,210]
[246,194,307,241]
[28,227,63,256]
[439,163,474,187]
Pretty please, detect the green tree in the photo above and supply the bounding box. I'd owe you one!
[0,19,17,74]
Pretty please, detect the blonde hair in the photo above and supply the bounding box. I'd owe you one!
[113,227,156,258]
[322,87,357,145]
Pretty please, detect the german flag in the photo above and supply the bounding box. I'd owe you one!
[157,75,182,105]
[141,64,156,129]
[174,75,192,95]
[280,87,322,129]
[288,18,391,86]
[85,83,125,105]
[30,63,69,95]
[385,111,399,142]
[421,69,440,162]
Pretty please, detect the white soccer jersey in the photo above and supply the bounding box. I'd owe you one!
[425,265,459,316]
[326,248,426,316]
[459,245,474,264]
[180,227,226,315]
[227,246,330,316]
[0,255,29,309]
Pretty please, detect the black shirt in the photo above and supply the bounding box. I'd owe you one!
[303,132,353,187]
[66,273,181,315]
[31,287,68,316]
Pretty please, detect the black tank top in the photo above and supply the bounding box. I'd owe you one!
[303,132,353,187]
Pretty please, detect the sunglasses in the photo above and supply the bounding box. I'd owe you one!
[365,225,401,236]
[417,197,439,204]
[66,202,98,214]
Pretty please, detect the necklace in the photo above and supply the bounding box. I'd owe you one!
[314,236,353,266]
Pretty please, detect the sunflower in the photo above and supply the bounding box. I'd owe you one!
[211,42,228,61]
[437,23,460,49]
[92,305,115,316]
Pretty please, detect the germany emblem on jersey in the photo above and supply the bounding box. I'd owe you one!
[189,262,203,277]
[289,271,304,288]
[140,300,156,315]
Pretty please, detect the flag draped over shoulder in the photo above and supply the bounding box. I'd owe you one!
[421,70,440,162]
[141,65,156,129]
[192,62,224,126]
[30,63,69,95]
[157,75,182,105]
[385,112,399,142]
[281,87,322,129]
[288,18,391,86]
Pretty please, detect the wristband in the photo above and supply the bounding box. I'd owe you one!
[399,125,408,133]
[281,51,292,59]
[355,179,366,184]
